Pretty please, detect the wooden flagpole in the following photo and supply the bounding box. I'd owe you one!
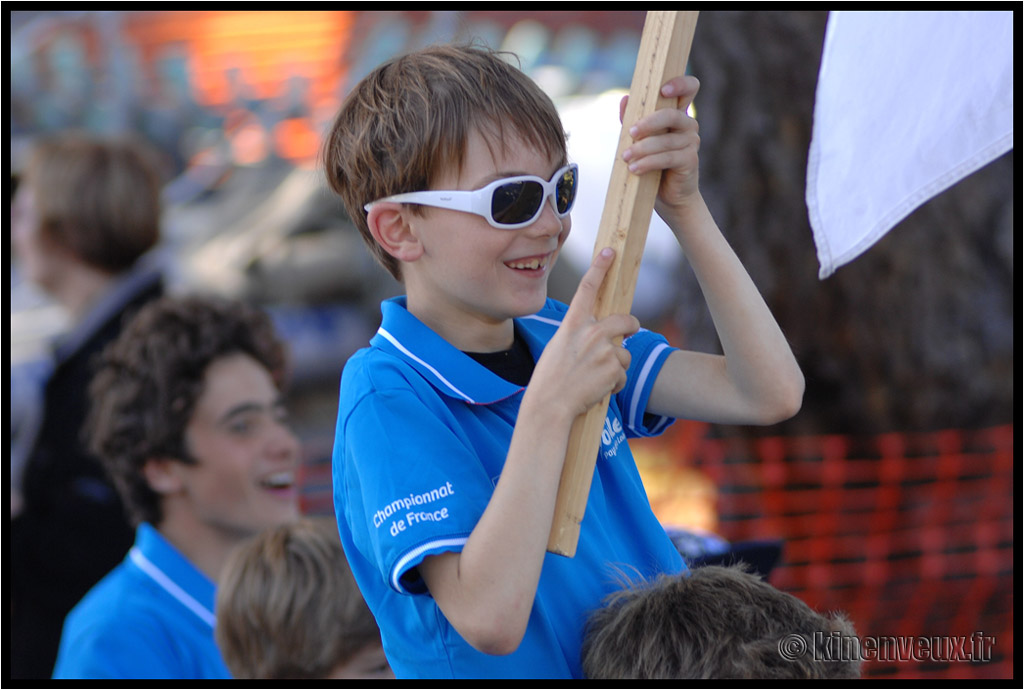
[547,10,699,557]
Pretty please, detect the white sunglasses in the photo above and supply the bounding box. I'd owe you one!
[364,163,578,230]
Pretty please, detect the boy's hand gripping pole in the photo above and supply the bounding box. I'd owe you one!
[547,11,699,557]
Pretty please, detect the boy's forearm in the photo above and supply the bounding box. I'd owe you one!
[654,194,804,422]
[421,392,573,655]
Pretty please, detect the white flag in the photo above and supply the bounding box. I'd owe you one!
[806,11,1013,279]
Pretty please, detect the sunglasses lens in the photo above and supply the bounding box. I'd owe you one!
[492,181,544,226]
[555,167,577,215]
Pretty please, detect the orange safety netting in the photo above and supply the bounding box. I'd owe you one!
[678,424,1015,680]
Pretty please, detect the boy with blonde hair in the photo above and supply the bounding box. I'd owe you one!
[216,517,392,679]
[322,43,803,679]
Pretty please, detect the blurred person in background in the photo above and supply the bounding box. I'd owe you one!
[10,132,167,679]
[52,295,302,679]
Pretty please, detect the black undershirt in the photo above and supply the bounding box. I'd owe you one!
[463,326,535,387]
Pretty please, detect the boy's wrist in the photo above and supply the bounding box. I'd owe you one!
[657,188,705,218]
[520,383,578,432]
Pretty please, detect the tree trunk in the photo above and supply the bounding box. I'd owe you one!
[677,10,1014,436]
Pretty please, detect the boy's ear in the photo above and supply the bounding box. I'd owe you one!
[142,457,185,496]
[367,203,424,263]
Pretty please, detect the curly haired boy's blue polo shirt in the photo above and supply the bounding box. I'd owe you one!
[333,297,685,679]
[52,523,231,679]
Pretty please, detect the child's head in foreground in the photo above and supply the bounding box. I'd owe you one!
[215,517,392,679]
[320,42,570,283]
[581,564,862,679]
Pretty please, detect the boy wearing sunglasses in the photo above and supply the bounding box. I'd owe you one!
[321,43,804,679]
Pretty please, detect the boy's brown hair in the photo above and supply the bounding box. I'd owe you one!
[86,295,287,528]
[215,517,384,679]
[320,42,568,280]
[22,132,163,274]
[581,565,862,679]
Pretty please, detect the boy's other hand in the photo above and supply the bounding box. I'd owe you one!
[619,75,701,211]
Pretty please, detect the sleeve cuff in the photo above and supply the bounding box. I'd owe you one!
[621,333,677,437]
[389,535,470,595]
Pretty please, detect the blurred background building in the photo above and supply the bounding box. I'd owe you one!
[9,10,1015,680]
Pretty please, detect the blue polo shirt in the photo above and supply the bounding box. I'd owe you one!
[333,297,685,679]
[52,523,231,679]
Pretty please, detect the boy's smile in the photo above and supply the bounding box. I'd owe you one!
[504,251,554,272]
[402,127,572,353]
[167,353,301,545]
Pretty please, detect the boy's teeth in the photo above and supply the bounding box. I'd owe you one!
[261,472,294,489]
[508,258,544,270]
